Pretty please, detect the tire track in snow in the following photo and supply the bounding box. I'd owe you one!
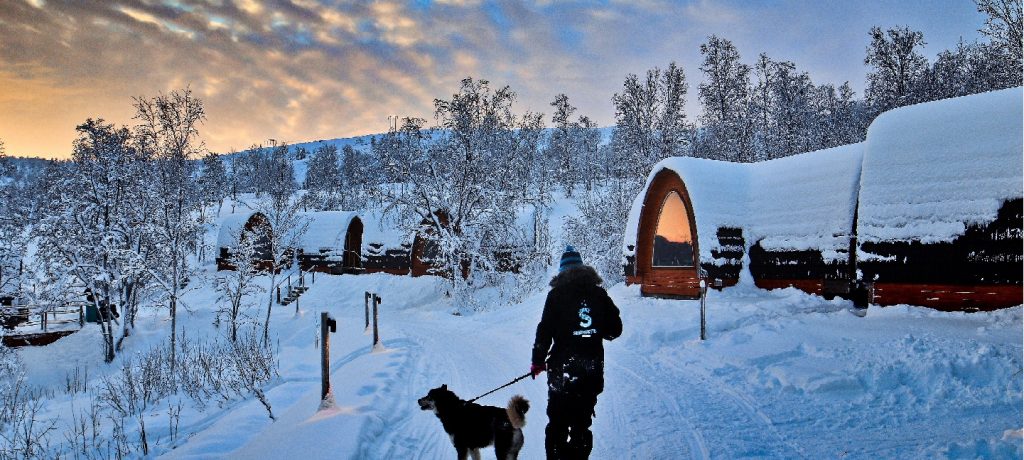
[603,357,708,459]
[354,320,481,459]
[637,350,806,459]
[357,314,544,459]
[355,335,450,459]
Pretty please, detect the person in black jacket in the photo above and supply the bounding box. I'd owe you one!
[531,246,622,459]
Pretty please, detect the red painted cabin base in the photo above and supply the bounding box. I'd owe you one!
[639,269,702,299]
[871,283,1022,312]
[755,279,824,296]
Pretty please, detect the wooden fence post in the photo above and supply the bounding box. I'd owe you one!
[364,291,371,332]
[699,279,708,341]
[321,312,337,403]
[372,294,381,348]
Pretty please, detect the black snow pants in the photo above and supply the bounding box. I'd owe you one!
[545,390,598,460]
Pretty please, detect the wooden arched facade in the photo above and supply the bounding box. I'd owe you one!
[629,169,703,298]
[411,211,462,278]
[217,212,274,271]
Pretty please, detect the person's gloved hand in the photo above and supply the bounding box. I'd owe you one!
[530,363,546,379]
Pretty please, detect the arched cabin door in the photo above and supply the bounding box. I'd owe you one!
[636,170,701,298]
[343,217,363,273]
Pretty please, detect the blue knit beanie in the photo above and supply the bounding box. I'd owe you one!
[559,245,583,272]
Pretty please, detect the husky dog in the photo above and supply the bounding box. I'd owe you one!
[418,384,530,460]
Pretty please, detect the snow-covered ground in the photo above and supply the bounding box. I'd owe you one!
[15,267,1022,459]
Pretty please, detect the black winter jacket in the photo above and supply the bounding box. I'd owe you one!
[532,266,622,395]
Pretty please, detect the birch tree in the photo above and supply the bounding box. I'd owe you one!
[132,88,205,372]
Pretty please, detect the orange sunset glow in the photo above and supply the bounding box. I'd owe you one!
[655,191,693,244]
[0,1,987,159]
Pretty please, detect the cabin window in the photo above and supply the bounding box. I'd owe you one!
[652,191,695,267]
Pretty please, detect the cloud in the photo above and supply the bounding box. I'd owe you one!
[0,0,989,159]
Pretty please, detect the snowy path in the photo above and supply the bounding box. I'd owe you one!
[153,273,1021,459]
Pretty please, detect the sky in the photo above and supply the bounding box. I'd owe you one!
[0,0,989,159]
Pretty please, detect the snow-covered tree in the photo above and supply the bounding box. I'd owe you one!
[812,82,866,149]
[215,226,266,343]
[976,0,1023,62]
[514,110,553,269]
[133,88,205,370]
[251,142,306,345]
[373,78,540,296]
[697,35,754,162]
[657,61,693,158]
[573,115,603,193]
[563,180,637,285]
[549,94,578,196]
[303,144,340,210]
[864,26,929,113]
[198,152,229,219]
[0,139,9,177]
[612,69,661,178]
[754,56,817,159]
[0,140,28,301]
[34,120,145,362]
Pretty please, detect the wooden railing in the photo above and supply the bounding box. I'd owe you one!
[1,302,88,332]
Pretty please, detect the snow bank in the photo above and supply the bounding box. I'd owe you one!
[858,87,1024,244]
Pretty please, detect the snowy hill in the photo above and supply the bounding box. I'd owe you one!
[218,127,616,187]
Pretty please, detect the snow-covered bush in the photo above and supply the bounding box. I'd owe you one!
[0,343,19,393]
[0,344,56,460]
[564,180,640,285]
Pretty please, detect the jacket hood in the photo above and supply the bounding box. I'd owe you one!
[549,265,603,288]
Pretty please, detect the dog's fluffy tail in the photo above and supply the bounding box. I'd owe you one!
[506,395,529,429]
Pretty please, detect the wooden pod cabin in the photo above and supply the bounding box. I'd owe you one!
[361,210,414,276]
[296,212,363,275]
[624,87,1023,311]
[623,144,861,300]
[216,211,274,271]
[854,88,1022,311]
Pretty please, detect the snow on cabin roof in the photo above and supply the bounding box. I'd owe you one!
[624,144,864,263]
[857,87,1023,245]
[295,211,360,252]
[749,144,863,260]
[359,209,415,252]
[217,211,263,249]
